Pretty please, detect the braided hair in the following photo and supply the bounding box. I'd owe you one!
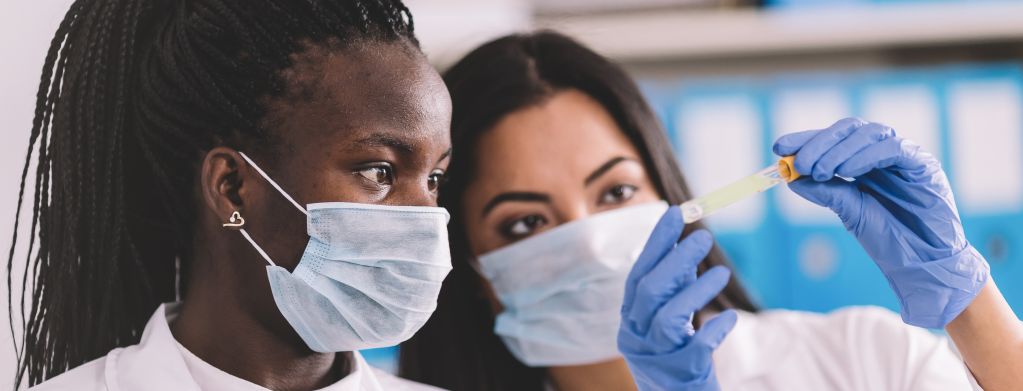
[8,0,417,387]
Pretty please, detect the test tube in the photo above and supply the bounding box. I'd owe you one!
[680,156,799,223]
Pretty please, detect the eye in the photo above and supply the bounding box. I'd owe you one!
[356,165,394,186]
[599,184,638,205]
[427,170,446,192]
[501,214,548,240]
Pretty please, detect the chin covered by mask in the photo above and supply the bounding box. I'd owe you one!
[477,201,669,366]
[237,152,452,352]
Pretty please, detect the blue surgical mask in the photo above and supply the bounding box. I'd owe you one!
[237,152,452,352]
[477,201,668,366]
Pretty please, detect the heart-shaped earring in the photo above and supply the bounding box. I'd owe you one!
[222,211,245,228]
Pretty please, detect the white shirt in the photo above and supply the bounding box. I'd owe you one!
[714,306,974,390]
[29,303,443,391]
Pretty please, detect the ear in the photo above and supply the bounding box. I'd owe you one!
[200,147,248,224]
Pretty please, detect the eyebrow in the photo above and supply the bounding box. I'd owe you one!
[482,191,551,217]
[437,148,452,164]
[584,156,634,186]
[355,133,416,155]
[355,134,451,164]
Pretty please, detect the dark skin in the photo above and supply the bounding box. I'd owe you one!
[169,40,452,391]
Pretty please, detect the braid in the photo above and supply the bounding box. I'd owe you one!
[9,0,419,387]
[8,1,83,383]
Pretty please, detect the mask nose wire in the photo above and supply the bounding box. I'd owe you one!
[235,151,311,267]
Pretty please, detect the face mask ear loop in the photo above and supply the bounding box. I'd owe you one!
[238,151,309,216]
[240,228,277,267]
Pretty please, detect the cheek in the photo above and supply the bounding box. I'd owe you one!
[459,215,506,316]
[480,276,504,316]
[463,219,488,257]
[302,167,381,204]
[459,215,506,317]
[266,156,347,204]
[459,183,504,257]
[459,199,491,257]
[243,188,310,270]
[463,214,511,258]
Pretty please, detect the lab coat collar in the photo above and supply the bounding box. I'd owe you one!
[104,302,380,391]
[105,303,201,391]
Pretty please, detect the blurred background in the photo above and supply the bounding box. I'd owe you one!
[3,0,1023,382]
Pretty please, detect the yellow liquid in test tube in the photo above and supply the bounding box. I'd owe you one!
[680,157,799,224]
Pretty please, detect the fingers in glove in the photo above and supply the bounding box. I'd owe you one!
[791,117,868,177]
[788,178,863,229]
[628,230,714,334]
[773,129,821,156]
[835,137,934,179]
[623,206,685,317]
[647,265,731,348]
[812,122,896,181]
[688,309,738,356]
[654,309,739,378]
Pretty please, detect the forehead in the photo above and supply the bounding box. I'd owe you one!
[265,40,451,155]
[471,90,640,188]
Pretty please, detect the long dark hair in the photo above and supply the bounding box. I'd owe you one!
[8,0,418,387]
[399,31,759,391]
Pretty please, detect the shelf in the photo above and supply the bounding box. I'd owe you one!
[536,2,1023,62]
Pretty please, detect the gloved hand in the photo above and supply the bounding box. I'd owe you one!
[774,117,990,329]
[618,205,738,391]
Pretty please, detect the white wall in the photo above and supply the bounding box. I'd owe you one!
[1,1,78,385]
[407,0,531,68]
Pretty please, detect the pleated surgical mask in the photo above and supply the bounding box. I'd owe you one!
[237,152,452,352]
[477,201,668,366]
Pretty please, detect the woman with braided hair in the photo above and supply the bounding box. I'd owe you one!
[10,0,452,390]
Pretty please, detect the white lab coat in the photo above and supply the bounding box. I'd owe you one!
[29,303,443,391]
[714,306,976,390]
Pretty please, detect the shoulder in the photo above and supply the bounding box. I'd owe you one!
[818,305,943,345]
[28,352,112,391]
[749,306,916,333]
[721,307,970,390]
[370,368,448,391]
[749,304,897,323]
[820,305,907,327]
[750,306,945,349]
[825,306,972,387]
[760,306,971,387]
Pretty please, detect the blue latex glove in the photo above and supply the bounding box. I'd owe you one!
[774,117,990,329]
[618,205,738,391]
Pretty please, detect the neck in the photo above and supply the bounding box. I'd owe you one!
[170,250,351,391]
[547,358,637,391]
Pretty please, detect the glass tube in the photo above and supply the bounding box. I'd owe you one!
[679,164,786,224]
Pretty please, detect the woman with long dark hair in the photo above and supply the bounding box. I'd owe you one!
[10,1,453,390]
[399,29,757,391]
[398,31,994,390]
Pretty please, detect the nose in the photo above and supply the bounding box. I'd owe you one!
[557,201,591,225]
